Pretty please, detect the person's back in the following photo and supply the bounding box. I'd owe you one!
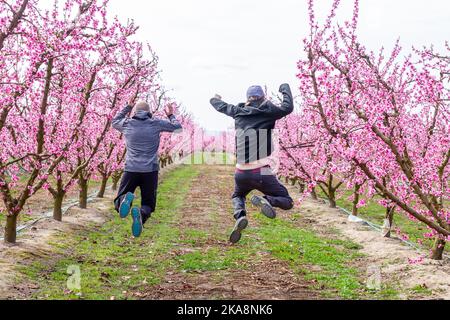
[121,113,170,173]
[113,103,182,173]
[210,84,295,244]
[112,100,182,238]
[232,98,287,165]
[211,84,293,168]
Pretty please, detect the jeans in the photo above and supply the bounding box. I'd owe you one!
[232,167,294,220]
[114,171,159,224]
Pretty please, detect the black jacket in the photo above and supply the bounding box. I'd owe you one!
[210,84,294,164]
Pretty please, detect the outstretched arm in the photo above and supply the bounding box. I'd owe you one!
[157,103,183,133]
[112,105,133,133]
[157,115,183,133]
[210,94,241,118]
[271,84,294,119]
[277,83,294,119]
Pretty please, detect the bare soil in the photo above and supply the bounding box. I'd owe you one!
[140,166,320,300]
[0,193,112,299]
[295,194,450,300]
[0,179,104,238]
[1,164,449,300]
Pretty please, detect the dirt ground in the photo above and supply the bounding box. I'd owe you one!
[0,162,181,299]
[296,197,450,299]
[141,166,320,300]
[1,164,449,300]
[0,194,112,299]
[0,180,104,238]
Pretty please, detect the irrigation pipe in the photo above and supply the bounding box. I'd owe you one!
[316,195,449,259]
[0,154,192,242]
[0,186,112,242]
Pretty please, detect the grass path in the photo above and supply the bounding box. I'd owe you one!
[17,165,402,300]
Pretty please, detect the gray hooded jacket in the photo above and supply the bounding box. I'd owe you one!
[112,105,183,173]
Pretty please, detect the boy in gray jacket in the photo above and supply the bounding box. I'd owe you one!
[112,100,182,237]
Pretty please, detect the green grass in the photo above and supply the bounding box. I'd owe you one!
[252,215,399,299]
[21,165,200,300]
[252,215,362,299]
[16,164,402,300]
[179,228,211,246]
[165,178,398,300]
[410,284,433,296]
[176,247,248,272]
[0,212,35,226]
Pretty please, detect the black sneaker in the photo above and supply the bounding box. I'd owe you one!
[251,195,277,219]
[229,217,249,244]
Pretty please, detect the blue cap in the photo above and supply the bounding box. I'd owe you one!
[247,86,265,99]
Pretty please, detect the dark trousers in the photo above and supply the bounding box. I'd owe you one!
[232,167,294,220]
[114,171,159,224]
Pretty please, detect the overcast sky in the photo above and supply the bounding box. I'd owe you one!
[45,0,450,131]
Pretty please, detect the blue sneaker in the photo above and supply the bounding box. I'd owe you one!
[131,207,143,238]
[119,192,135,219]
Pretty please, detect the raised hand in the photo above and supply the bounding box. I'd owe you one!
[279,83,290,93]
[165,102,175,117]
[128,99,136,117]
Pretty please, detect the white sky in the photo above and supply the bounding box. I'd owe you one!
[42,0,450,131]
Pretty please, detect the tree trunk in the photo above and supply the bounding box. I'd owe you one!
[51,170,66,222]
[78,178,88,209]
[431,238,446,261]
[310,188,318,200]
[328,188,337,208]
[97,174,108,198]
[112,173,121,192]
[352,184,361,216]
[4,214,18,244]
[382,207,395,238]
[53,192,65,222]
[299,183,306,194]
